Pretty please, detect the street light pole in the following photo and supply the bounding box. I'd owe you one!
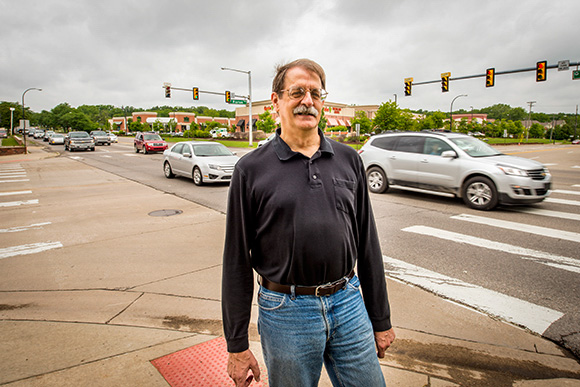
[22,87,42,153]
[449,94,467,131]
[9,107,15,136]
[221,67,252,146]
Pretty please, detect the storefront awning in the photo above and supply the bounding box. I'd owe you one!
[327,117,339,126]
[237,119,245,126]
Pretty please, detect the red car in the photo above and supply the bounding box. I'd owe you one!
[134,132,168,154]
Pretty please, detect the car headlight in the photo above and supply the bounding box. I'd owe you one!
[498,165,528,177]
[208,164,223,171]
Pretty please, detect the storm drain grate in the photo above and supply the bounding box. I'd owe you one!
[151,337,268,386]
[148,209,183,217]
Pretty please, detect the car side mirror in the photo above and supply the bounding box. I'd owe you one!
[182,152,192,158]
[441,150,458,158]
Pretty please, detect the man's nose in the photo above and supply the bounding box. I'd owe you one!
[301,91,314,106]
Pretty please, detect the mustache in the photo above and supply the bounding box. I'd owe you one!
[293,105,319,117]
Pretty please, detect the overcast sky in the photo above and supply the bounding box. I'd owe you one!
[2,0,579,116]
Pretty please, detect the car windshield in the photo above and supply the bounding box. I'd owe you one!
[93,131,106,135]
[450,137,502,157]
[144,134,162,141]
[52,134,64,138]
[192,144,233,157]
[70,132,90,138]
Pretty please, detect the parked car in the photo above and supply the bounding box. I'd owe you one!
[134,132,167,154]
[107,132,118,143]
[163,141,239,186]
[64,131,95,151]
[258,133,276,147]
[0,129,7,138]
[90,130,111,146]
[33,129,45,139]
[43,130,55,142]
[358,131,552,211]
[48,133,65,145]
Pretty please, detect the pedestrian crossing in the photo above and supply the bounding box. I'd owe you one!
[0,163,62,259]
[384,182,580,336]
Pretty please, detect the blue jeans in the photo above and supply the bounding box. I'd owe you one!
[257,275,385,387]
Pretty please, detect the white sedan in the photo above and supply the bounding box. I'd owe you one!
[162,141,240,186]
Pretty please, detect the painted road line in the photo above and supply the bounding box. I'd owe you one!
[0,172,27,177]
[402,225,580,274]
[553,189,580,196]
[513,207,580,221]
[451,213,580,243]
[383,255,564,335]
[0,190,32,197]
[0,242,63,260]
[545,198,580,206]
[0,179,30,183]
[0,222,51,233]
[0,199,39,208]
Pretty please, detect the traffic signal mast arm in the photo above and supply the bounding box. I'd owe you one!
[162,85,242,100]
[409,61,580,87]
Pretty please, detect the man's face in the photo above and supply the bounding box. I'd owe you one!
[271,66,324,134]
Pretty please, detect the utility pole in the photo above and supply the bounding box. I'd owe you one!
[526,101,536,141]
[575,104,578,140]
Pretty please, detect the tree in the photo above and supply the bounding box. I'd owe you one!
[318,109,327,131]
[529,123,545,139]
[350,111,372,134]
[373,101,414,133]
[256,110,277,133]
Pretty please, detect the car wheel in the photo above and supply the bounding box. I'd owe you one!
[367,167,389,194]
[135,146,139,153]
[462,176,498,211]
[193,167,204,186]
[90,147,95,151]
[143,147,148,154]
[164,162,175,178]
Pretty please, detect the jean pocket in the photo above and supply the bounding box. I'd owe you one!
[333,178,356,214]
[346,275,361,291]
[258,287,287,311]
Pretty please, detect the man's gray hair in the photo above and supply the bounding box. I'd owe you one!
[272,59,326,94]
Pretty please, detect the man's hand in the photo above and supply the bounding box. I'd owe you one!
[374,328,396,358]
[227,349,261,387]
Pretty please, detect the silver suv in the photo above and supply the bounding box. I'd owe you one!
[358,131,552,210]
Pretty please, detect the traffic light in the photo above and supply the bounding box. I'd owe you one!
[486,68,495,87]
[193,87,199,100]
[225,90,231,103]
[165,86,171,98]
[404,78,413,96]
[441,72,450,93]
[536,61,547,82]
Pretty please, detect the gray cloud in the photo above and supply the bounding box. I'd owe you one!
[1,0,578,114]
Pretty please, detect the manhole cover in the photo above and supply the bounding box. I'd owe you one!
[148,209,183,217]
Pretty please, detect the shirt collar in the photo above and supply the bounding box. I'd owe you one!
[272,128,335,161]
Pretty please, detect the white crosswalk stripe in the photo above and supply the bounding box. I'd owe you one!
[451,213,580,243]
[383,256,564,335]
[0,199,39,208]
[402,225,580,274]
[0,242,63,260]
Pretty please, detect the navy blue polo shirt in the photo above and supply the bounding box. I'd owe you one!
[222,129,392,353]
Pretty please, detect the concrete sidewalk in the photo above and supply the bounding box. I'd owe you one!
[1,146,579,386]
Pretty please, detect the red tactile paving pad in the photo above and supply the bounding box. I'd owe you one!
[151,337,268,386]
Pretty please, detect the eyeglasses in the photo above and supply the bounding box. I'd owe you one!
[280,86,328,101]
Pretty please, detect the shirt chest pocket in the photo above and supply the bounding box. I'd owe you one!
[333,178,356,214]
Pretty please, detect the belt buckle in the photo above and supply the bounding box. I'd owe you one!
[315,284,328,297]
[315,278,344,297]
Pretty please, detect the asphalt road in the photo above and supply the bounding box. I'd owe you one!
[29,136,580,357]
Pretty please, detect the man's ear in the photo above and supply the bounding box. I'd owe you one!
[271,92,279,112]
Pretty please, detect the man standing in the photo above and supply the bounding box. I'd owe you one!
[222,58,395,387]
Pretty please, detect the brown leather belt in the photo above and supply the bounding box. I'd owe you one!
[259,270,355,297]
